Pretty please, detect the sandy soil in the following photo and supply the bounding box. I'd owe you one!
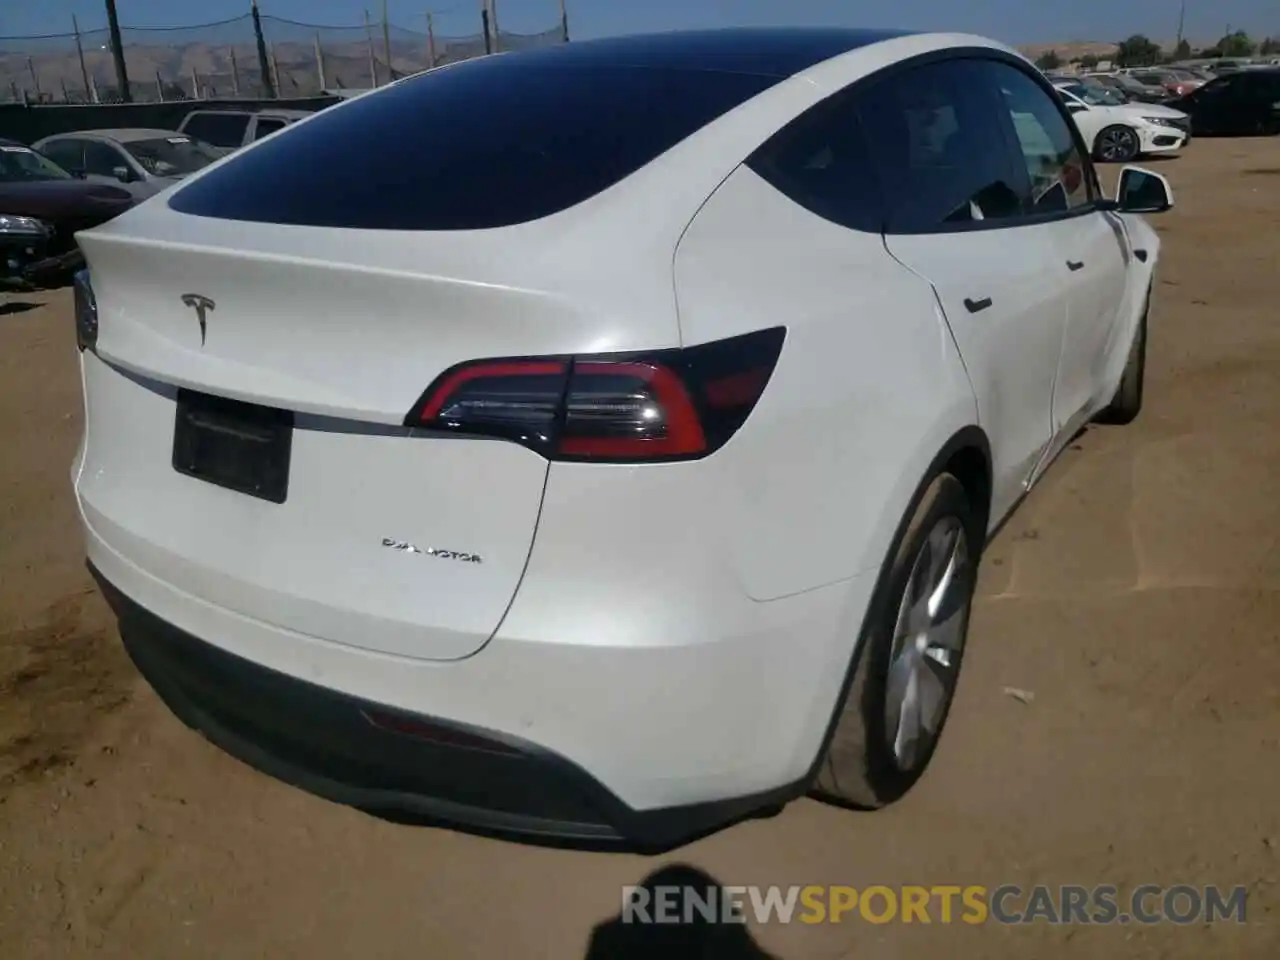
[1,140,1279,959]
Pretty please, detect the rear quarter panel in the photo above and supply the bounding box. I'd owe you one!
[672,165,980,601]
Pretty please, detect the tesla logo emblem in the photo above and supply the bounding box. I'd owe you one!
[180,293,215,346]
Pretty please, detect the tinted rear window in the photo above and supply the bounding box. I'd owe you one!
[167,58,779,231]
[181,113,251,148]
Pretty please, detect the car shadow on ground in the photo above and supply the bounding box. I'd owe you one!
[584,864,781,960]
[0,300,41,316]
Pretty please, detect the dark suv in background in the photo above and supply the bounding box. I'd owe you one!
[0,138,134,288]
[1171,69,1280,136]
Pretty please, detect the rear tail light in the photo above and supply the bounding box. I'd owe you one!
[73,268,98,352]
[405,327,786,462]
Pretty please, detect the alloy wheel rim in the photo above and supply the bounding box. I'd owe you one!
[883,516,972,772]
[1101,128,1137,161]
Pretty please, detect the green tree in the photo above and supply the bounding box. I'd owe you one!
[1173,38,1192,61]
[1216,31,1256,57]
[1079,54,1100,69]
[1116,34,1163,67]
[1035,49,1063,70]
[1260,36,1280,56]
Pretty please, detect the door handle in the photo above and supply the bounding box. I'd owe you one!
[1066,260,1085,272]
[963,297,993,314]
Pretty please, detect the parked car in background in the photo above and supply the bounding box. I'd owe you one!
[1093,72,1169,103]
[0,138,134,288]
[1207,59,1245,75]
[1128,69,1204,98]
[1169,68,1280,136]
[75,28,1171,847]
[177,108,313,155]
[1054,81,1190,160]
[33,130,222,200]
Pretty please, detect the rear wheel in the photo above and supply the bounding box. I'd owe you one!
[810,473,979,809]
[1095,125,1141,163]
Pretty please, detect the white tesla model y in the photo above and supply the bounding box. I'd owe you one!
[72,28,1171,849]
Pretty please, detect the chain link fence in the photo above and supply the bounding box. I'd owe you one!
[0,5,568,104]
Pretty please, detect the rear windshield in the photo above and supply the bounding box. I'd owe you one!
[167,57,780,231]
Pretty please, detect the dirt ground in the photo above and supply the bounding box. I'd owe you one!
[1,140,1279,959]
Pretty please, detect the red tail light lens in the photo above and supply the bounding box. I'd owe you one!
[405,327,785,462]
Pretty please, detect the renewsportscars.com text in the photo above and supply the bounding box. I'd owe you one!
[621,884,1249,926]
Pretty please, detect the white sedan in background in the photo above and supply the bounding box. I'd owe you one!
[1054,80,1191,161]
[73,28,1174,850]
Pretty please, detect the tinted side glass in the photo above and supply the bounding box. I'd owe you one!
[253,118,287,140]
[41,139,84,172]
[855,59,1024,232]
[746,92,883,233]
[84,141,124,176]
[182,113,251,148]
[985,61,1093,214]
[168,60,779,230]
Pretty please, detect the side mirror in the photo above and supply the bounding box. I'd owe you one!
[111,165,133,183]
[1067,103,1088,114]
[1115,166,1174,213]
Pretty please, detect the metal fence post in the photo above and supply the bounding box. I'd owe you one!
[314,33,327,91]
[105,0,132,102]
[560,0,569,42]
[426,12,437,67]
[381,0,394,81]
[73,15,93,99]
[155,70,165,101]
[481,6,492,55]
[27,57,41,100]
[270,43,282,95]
[365,9,379,86]
[251,0,276,98]
[230,46,242,96]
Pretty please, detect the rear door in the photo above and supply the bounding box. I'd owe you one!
[1184,75,1246,133]
[856,57,1067,516]
[39,138,86,175]
[989,61,1130,433]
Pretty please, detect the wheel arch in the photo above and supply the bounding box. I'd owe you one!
[800,423,991,788]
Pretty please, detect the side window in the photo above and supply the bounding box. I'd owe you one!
[41,139,84,173]
[984,61,1093,215]
[182,113,251,148]
[854,59,1024,232]
[746,92,884,233]
[1199,77,1236,98]
[84,141,125,176]
[253,118,287,140]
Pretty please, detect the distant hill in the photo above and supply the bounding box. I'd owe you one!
[1018,41,1122,63]
[0,30,561,102]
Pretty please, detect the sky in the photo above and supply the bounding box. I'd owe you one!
[0,0,1275,46]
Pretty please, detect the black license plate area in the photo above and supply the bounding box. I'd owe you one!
[173,389,294,504]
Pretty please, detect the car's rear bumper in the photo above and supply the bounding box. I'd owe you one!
[90,560,809,850]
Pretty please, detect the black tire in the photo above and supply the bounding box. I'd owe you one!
[810,472,980,810]
[1096,308,1147,426]
[1094,124,1141,163]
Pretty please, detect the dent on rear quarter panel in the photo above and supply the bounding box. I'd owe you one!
[673,164,978,601]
